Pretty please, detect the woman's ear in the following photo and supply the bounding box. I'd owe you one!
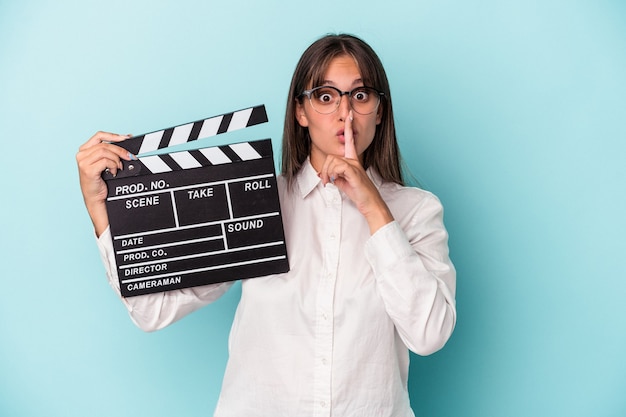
[295,99,309,127]
[375,102,383,125]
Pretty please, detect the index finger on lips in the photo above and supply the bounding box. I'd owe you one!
[344,110,357,160]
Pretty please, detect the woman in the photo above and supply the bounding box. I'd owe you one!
[77,33,456,417]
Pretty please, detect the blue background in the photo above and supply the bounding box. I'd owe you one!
[1,1,625,416]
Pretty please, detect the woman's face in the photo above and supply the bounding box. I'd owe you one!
[295,55,382,172]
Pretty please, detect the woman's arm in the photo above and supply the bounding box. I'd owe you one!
[365,194,457,355]
[320,116,456,354]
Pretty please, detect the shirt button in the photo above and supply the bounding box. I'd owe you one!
[320,401,326,408]
[322,358,328,365]
[329,234,335,240]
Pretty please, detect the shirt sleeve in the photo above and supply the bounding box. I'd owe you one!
[95,227,234,332]
[364,194,457,355]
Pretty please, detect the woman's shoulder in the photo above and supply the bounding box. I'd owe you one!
[367,165,440,206]
[379,180,441,207]
[377,181,448,232]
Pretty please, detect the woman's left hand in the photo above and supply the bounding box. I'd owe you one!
[319,111,394,234]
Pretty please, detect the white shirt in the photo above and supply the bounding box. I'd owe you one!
[97,158,456,417]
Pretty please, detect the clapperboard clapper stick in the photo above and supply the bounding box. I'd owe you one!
[102,105,289,297]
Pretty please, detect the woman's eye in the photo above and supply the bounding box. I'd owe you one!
[353,90,369,102]
[313,88,337,104]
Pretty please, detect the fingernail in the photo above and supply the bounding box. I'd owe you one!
[349,110,353,122]
[330,175,335,183]
[128,152,137,160]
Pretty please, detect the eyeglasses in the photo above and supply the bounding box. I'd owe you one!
[299,85,384,115]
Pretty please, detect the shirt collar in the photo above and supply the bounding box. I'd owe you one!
[296,158,321,199]
[295,157,385,199]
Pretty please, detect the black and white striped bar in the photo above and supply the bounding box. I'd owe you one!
[139,141,263,174]
[109,104,268,156]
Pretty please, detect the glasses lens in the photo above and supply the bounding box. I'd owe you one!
[309,87,340,114]
[350,87,380,115]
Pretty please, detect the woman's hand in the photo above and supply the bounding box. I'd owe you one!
[76,131,134,236]
[319,111,394,234]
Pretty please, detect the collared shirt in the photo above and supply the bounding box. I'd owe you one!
[97,158,456,417]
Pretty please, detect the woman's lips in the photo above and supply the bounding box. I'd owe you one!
[337,128,355,143]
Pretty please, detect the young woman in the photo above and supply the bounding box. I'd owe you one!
[77,33,456,417]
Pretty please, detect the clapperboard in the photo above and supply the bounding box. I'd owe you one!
[102,105,289,297]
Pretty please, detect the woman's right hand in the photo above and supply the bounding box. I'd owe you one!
[76,131,134,236]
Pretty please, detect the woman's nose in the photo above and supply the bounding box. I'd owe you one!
[338,93,351,119]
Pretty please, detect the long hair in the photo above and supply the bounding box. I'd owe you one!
[281,33,404,186]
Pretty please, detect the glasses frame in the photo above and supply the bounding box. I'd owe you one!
[299,85,385,115]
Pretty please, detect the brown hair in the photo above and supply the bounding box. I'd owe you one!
[281,33,404,186]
